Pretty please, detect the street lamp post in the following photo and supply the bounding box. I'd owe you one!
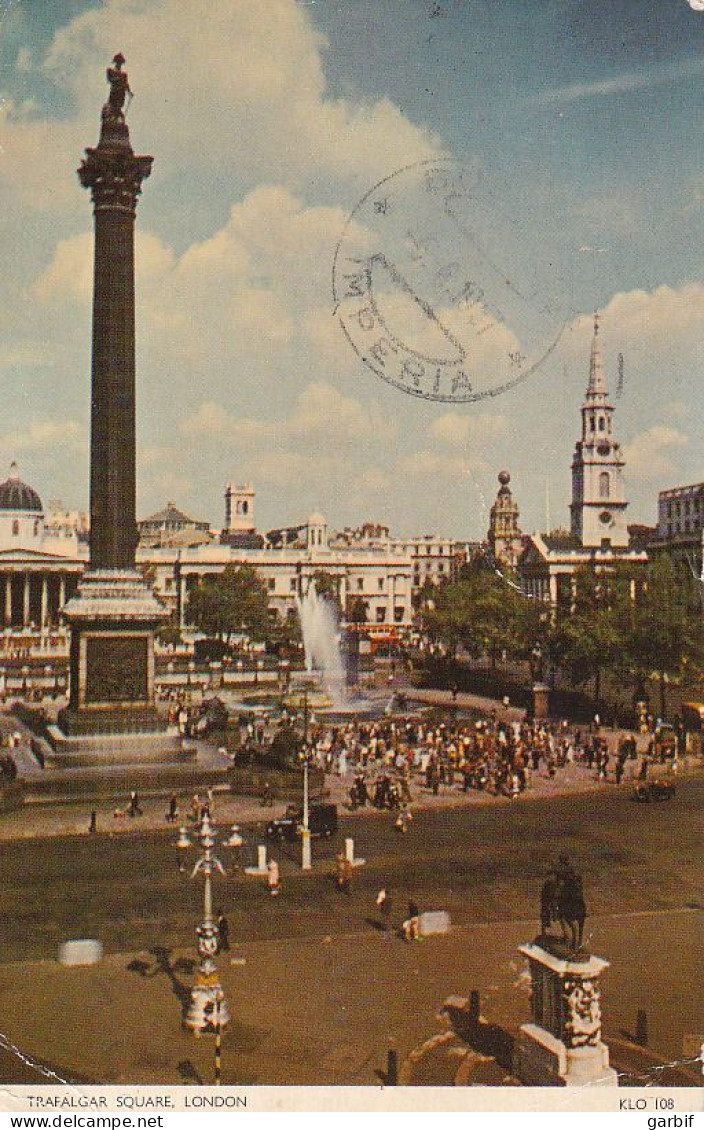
[300,690,311,870]
[301,748,311,871]
[177,813,231,1036]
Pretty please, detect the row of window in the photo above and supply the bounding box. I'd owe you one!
[666,497,702,518]
[665,519,703,537]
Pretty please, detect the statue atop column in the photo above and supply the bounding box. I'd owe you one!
[103,53,132,122]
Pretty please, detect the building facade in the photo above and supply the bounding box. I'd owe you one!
[648,482,704,578]
[519,318,648,608]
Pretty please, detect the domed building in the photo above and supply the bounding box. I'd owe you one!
[0,463,44,552]
[0,464,84,636]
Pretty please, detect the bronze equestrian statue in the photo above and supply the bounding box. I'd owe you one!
[540,855,587,954]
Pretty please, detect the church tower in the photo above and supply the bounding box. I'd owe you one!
[488,471,523,569]
[224,482,255,533]
[570,315,628,549]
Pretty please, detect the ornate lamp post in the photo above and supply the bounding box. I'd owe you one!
[300,690,312,870]
[300,746,312,871]
[177,813,231,1035]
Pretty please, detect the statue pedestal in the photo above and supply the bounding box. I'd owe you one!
[532,683,550,721]
[515,943,618,1087]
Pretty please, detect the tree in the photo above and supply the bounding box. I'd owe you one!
[309,570,342,616]
[186,565,272,645]
[628,555,704,718]
[422,559,531,662]
[556,563,630,702]
[157,618,182,649]
[346,597,368,624]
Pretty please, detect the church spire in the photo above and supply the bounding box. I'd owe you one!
[586,312,608,398]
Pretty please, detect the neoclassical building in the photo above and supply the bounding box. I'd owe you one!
[519,318,648,608]
[0,464,84,646]
[143,510,415,636]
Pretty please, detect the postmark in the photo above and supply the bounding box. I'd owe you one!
[333,159,569,403]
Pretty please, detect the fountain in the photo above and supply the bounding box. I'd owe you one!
[294,585,382,721]
[297,584,346,706]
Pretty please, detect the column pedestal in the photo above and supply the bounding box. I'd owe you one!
[58,569,165,737]
[532,682,550,721]
[515,943,617,1087]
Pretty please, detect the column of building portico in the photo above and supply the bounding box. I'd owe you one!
[338,573,347,616]
[22,574,30,627]
[179,573,188,630]
[549,573,558,606]
[40,576,48,630]
[4,576,11,628]
[58,574,66,613]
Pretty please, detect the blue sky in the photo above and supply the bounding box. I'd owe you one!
[0,0,701,539]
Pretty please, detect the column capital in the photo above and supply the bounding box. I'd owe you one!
[78,146,153,216]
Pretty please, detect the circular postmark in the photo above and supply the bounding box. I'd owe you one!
[332,158,570,403]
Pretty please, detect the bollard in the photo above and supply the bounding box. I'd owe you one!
[635,1009,648,1047]
[245,844,268,875]
[386,1047,398,1085]
[345,836,366,867]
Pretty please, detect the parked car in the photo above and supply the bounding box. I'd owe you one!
[266,803,338,842]
[632,780,675,803]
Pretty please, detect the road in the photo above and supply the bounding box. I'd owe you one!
[1,776,701,961]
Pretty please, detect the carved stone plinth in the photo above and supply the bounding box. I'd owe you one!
[515,943,618,1087]
[532,683,550,721]
[60,570,166,736]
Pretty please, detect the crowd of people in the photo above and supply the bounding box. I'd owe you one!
[293,713,648,808]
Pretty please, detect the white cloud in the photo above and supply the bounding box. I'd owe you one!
[181,381,395,450]
[5,0,441,219]
[1,419,86,453]
[624,425,689,482]
[530,56,704,107]
[429,412,507,446]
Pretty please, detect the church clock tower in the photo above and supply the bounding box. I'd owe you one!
[570,315,629,549]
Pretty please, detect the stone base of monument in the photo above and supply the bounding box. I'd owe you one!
[515,942,618,1087]
[44,724,191,768]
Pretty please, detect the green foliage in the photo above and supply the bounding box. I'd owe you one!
[422,559,531,661]
[156,619,182,648]
[186,565,272,644]
[628,555,704,712]
[347,596,368,624]
[309,570,342,615]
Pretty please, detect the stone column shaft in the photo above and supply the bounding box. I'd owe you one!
[90,206,138,569]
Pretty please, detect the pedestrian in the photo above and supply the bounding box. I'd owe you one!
[216,910,230,953]
[128,791,142,817]
[267,858,281,897]
[376,887,392,933]
[395,808,408,834]
[166,794,178,823]
[335,851,352,895]
[403,898,420,941]
[89,810,97,835]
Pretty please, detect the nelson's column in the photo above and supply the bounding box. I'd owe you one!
[58,56,168,741]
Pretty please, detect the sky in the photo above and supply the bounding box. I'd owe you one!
[0,0,702,540]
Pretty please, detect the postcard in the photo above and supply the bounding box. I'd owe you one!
[0,0,702,1117]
